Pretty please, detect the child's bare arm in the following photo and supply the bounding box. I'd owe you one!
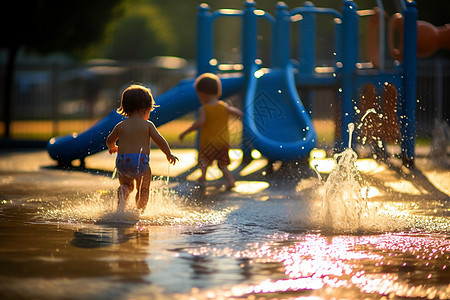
[227,106,243,118]
[179,106,206,140]
[106,125,119,154]
[149,122,178,165]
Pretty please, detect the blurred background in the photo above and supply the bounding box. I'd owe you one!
[0,0,449,147]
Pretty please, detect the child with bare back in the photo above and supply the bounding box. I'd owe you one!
[179,73,243,189]
[106,84,178,213]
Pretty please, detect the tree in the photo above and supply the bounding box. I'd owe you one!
[102,4,177,60]
[0,0,124,138]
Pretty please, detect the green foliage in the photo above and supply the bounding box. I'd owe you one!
[101,4,177,60]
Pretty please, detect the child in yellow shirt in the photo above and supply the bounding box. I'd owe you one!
[179,73,243,189]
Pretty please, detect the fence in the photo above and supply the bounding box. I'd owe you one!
[416,58,450,134]
[0,58,449,143]
[0,59,193,141]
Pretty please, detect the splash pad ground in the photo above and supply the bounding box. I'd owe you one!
[0,147,449,299]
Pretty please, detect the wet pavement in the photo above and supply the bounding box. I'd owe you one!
[0,147,449,299]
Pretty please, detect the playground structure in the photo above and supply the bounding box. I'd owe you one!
[48,0,422,167]
[196,0,419,166]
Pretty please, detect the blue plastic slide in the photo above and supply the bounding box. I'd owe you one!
[243,64,317,160]
[47,75,244,165]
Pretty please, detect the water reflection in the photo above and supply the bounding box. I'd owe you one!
[71,224,138,248]
[178,232,450,299]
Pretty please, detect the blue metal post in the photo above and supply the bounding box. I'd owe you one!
[195,4,214,155]
[196,3,213,75]
[298,1,316,115]
[334,19,343,66]
[340,0,359,149]
[241,0,258,159]
[400,0,417,167]
[242,0,258,77]
[274,2,290,68]
[299,2,316,75]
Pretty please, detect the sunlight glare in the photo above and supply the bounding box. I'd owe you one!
[310,158,335,173]
[384,180,422,195]
[234,181,269,194]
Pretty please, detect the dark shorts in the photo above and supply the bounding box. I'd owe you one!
[199,146,230,168]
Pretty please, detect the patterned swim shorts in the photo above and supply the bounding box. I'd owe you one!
[116,153,149,179]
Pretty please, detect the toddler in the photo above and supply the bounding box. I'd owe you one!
[179,73,243,189]
[107,84,178,212]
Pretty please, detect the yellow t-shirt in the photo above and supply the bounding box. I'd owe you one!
[200,101,230,150]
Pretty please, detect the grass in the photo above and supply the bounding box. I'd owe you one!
[0,119,431,149]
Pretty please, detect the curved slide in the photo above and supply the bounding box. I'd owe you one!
[47,75,244,164]
[243,64,317,161]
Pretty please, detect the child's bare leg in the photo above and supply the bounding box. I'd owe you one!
[197,158,208,184]
[219,164,235,189]
[118,175,133,212]
[198,161,207,183]
[135,167,152,212]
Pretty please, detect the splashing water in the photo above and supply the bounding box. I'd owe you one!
[313,122,417,233]
[319,149,368,232]
[357,108,386,148]
[348,122,354,149]
[318,123,370,232]
[38,178,233,226]
[38,190,119,224]
[357,108,379,130]
[139,179,234,226]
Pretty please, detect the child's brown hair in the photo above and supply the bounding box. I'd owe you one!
[117,84,155,117]
[194,73,221,95]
